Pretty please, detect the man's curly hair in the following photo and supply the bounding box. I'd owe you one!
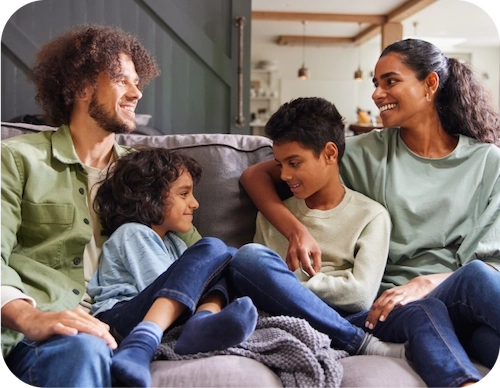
[31,24,160,126]
[95,147,202,237]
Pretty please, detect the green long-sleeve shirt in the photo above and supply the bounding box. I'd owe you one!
[340,128,500,294]
[1,125,201,357]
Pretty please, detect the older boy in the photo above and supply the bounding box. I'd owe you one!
[254,97,390,312]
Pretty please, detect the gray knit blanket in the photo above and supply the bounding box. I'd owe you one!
[155,311,348,388]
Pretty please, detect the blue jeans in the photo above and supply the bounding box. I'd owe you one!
[5,333,113,387]
[428,260,500,369]
[347,299,482,387]
[97,237,235,342]
[228,243,483,387]
[5,237,234,386]
[228,243,365,354]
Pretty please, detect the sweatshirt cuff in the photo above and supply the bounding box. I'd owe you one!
[1,286,36,309]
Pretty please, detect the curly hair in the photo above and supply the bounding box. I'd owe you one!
[95,147,202,236]
[381,39,500,146]
[265,97,346,163]
[31,24,160,126]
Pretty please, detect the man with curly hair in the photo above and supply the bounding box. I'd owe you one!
[1,24,195,386]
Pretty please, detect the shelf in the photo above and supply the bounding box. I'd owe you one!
[250,120,267,127]
[250,97,278,101]
[251,68,277,73]
[250,67,279,126]
[349,123,383,135]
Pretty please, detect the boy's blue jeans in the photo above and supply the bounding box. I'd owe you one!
[5,237,234,387]
[96,237,235,343]
[228,243,487,387]
[229,243,366,355]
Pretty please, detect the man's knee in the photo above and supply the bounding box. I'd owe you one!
[65,333,112,361]
[460,260,495,282]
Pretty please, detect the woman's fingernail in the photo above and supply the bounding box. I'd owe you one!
[379,315,385,322]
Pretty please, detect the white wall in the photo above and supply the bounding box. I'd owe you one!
[251,39,500,124]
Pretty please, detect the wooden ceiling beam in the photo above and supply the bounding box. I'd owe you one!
[252,11,386,24]
[256,0,436,46]
[355,25,381,45]
[387,0,437,22]
[278,25,382,46]
[278,35,354,46]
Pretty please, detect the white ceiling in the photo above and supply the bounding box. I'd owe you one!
[251,0,500,49]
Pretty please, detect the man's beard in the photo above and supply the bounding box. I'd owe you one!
[88,97,136,134]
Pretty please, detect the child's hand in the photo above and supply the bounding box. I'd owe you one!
[285,227,321,276]
[300,263,311,278]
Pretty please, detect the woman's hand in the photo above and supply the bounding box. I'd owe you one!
[365,273,451,330]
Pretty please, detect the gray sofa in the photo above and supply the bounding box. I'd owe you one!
[1,122,491,387]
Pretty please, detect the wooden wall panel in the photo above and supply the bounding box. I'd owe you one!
[1,0,251,134]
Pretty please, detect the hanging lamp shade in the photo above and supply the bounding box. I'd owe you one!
[353,23,363,81]
[298,21,309,80]
[354,67,363,81]
[298,65,309,79]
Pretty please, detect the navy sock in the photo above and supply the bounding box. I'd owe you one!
[174,296,257,355]
[111,321,163,387]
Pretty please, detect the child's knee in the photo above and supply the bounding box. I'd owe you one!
[199,236,227,251]
[233,243,262,260]
[231,243,275,271]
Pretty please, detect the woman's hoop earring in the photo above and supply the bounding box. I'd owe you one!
[426,93,431,102]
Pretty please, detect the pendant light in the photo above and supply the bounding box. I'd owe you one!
[353,23,363,81]
[298,21,309,80]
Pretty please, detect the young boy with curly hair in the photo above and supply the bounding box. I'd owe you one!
[88,147,257,387]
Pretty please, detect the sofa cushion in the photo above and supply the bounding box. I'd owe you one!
[150,356,283,387]
[339,356,425,387]
[1,122,56,139]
